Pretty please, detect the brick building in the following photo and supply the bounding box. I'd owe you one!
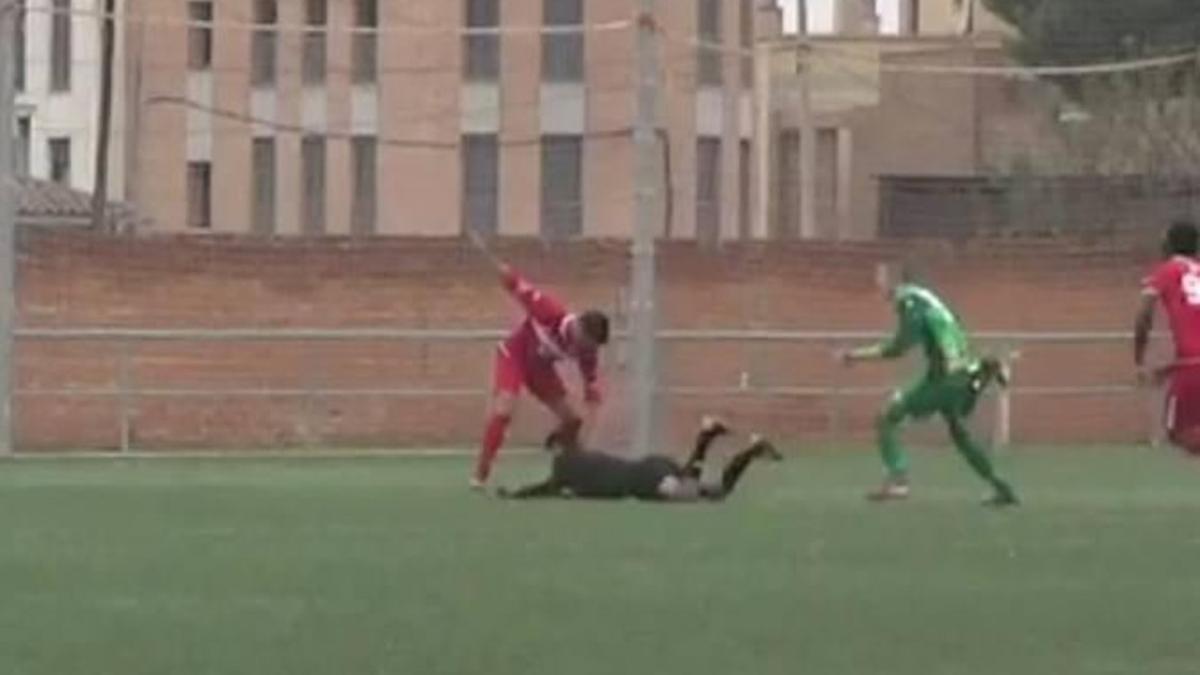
[754,0,1057,239]
[115,0,771,240]
[11,0,132,197]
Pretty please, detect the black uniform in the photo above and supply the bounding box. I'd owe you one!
[503,451,680,500]
[500,423,779,502]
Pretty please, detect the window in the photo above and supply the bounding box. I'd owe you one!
[15,117,31,177]
[303,0,327,85]
[543,0,583,82]
[251,0,277,87]
[738,139,751,239]
[50,0,71,90]
[352,0,378,84]
[540,135,582,239]
[251,138,276,234]
[187,161,212,229]
[739,0,753,86]
[14,0,25,92]
[696,137,721,244]
[187,1,213,71]
[776,129,799,238]
[697,0,722,87]
[351,136,377,235]
[461,134,498,236]
[464,0,499,82]
[816,128,838,227]
[301,136,326,235]
[48,137,70,185]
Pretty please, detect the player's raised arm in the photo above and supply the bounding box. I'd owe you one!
[842,299,919,364]
[839,261,921,365]
[465,228,508,276]
[464,229,567,325]
[878,300,921,359]
[500,268,568,327]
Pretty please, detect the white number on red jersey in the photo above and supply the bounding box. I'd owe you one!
[1184,271,1200,306]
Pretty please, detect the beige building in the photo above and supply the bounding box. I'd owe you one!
[833,0,1008,38]
[12,0,131,197]
[15,0,1036,241]
[899,0,1010,37]
[119,0,775,240]
[755,0,1044,239]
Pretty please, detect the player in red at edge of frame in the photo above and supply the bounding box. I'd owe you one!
[1136,220,1200,456]
[469,243,611,489]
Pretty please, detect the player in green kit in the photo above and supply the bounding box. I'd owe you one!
[838,262,1019,507]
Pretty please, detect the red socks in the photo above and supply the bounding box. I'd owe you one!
[474,414,512,482]
[475,413,582,482]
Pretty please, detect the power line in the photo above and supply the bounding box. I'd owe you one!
[804,41,1200,78]
[125,54,709,138]
[660,30,1200,78]
[146,95,632,149]
[19,4,634,37]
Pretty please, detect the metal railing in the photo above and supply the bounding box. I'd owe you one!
[13,328,1156,452]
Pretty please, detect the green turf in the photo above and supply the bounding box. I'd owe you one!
[2,447,1199,675]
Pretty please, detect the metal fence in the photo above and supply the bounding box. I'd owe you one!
[13,328,1159,453]
[878,175,1200,238]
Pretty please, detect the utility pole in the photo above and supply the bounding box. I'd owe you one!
[631,1,660,456]
[91,0,117,230]
[0,0,17,454]
[753,40,772,238]
[797,43,817,239]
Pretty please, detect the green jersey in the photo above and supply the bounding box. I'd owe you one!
[878,284,972,377]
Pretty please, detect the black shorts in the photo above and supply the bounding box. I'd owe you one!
[627,456,683,500]
[553,451,682,500]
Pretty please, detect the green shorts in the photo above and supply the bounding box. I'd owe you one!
[890,367,984,420]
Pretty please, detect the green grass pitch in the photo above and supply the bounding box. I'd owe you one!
[2,447,1199,675]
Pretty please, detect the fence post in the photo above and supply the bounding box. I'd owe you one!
[302,344,322,449]
[992,348,1019,451]
[117,340,132,453]
[0,3,17,455]
[830,340,845,444]
[993,381,1011,451]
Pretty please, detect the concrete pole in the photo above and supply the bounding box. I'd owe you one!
[0,0,18,453]
[90,0,118,231]
[752,42,772,238]
[797,43,818,239]
[630,1,660,455]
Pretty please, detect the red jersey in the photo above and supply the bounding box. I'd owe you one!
[1144,255,1200,360]
[499,268,599,386]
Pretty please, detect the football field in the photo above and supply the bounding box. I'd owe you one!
[2,447,1198,675]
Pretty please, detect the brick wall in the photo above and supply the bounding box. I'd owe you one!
[15,229,1160,452]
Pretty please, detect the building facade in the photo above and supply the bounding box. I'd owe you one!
[754,0,1040,239]
[11,0,130,197]
[8,0,1031,241]
[899,0,1009,37]
[118,0,771,240]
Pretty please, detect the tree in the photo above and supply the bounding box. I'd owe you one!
[983,0,1200,65]
[980,1,1200,232]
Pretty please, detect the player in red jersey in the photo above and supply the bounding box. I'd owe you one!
[1136,220,1200,455]
[471,256,610,488]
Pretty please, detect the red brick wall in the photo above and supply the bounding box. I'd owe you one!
[16,229,1160,452]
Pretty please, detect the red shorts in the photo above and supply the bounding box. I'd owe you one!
[1165,367,1200,454]
[492,346,566,405]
